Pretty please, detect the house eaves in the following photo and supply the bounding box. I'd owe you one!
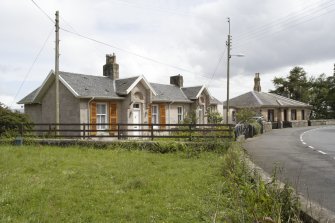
[59,75,79,97]
[125,75,157,96]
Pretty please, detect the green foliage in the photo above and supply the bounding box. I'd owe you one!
[182,110,197,124]
[309,73,335,119]
[206,110,223,124]
[270,67,335,119]
[249,120,262,136]
[236,108,256,123]
[215,144,301,222]
[0,102,32,137]
[270,67,310,103]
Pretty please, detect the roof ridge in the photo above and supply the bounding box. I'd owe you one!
[251,91,263,105]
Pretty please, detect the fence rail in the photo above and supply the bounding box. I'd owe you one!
[1,123,234,141]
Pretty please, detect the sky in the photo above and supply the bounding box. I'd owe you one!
[1,0,335,109]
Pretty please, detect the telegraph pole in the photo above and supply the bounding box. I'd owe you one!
[225,17,231,124]
[55,11,60,135]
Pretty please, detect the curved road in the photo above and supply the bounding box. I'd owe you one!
[244,126,335,214]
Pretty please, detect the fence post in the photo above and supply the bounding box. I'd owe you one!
[117,123,121,140]
[228,125,232,140]
[83,123,86,139]
[151,124,154,141]
[189,124,192,141]
[48,124,52,136]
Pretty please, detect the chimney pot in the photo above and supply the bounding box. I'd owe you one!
[253,72,261,92]
[103,53,119,80]
[170,74,183,88]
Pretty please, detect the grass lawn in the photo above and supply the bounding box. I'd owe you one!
[0,145,226,222]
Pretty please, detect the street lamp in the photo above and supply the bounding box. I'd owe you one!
[225,17,244,124]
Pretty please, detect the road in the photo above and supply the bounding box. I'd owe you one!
[244,126,335,213]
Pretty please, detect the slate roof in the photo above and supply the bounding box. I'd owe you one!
[151,83,191,102]
[224,91,311,108]
[17,87,40,104]
[115,76,140,95]
[18,71,217,105]
[60,71,123,99]
[210,96,222,105]
[181,86,203,100]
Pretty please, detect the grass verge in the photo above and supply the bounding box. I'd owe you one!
[0,143,301,222]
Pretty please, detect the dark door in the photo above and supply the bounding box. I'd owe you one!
[284,109,287,121]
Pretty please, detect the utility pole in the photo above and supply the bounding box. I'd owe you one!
[225,17,231,124]
[55,11,60,135]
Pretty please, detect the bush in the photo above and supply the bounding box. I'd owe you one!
[0,102,32,137]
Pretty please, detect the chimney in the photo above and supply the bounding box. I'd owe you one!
[103,53,119,80]
[170,74,183,88]
[253,73,261,92]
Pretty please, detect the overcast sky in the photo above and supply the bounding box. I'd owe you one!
[1,0,335,109]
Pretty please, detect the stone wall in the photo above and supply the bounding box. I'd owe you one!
[309,119,335,126]
[262,121,272,133]
[290,120,308,128]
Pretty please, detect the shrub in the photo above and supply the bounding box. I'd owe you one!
[0,102,32,137]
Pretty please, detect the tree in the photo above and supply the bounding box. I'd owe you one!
[236,108,256,123]
[309,74,330,119]
[206,110,223,124]
[270,67,310,103]
[326,74,335,118]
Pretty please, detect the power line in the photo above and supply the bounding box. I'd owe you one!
[235,0,335,41]
[11,29,53,107]
[61,27,214,79]
[29,0,215,80]
[30,0,54,23]
[206,47,227,86]
[232,1,335,51]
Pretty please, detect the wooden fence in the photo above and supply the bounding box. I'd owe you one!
[1,123,234,141]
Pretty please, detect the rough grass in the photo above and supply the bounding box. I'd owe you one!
[0,144,301,222]
[0,145,226,223]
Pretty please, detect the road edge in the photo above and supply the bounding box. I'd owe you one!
[242,145,335,223]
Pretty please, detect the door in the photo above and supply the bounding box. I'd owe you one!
[133,110,141,136]
[284,109,287,121]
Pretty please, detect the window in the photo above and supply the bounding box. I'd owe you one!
[97,103,107,130]
[301,110,305,120]
[210,106,217,112]
[177,106,183,123]
[152,105,159,124]
[291,109,297,120]
[268,109,274,122]
[133,103,140,109]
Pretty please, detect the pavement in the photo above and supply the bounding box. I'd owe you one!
[244,126,335,221]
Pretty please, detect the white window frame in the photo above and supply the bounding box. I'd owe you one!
[96,103,108,130]
[151,105,159,124]
[177,106,183,124]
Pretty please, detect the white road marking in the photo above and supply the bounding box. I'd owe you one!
[308,146,314,149]
[302,142,306,145]
[318,150,327,155]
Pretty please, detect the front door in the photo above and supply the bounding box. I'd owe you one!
[133,109,141,136]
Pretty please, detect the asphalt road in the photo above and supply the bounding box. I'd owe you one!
[244,126,335,213]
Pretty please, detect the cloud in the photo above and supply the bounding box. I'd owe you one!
[1,0,335,107]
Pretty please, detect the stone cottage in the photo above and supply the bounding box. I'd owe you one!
[18,54,223,135]
[223,73,312,128]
